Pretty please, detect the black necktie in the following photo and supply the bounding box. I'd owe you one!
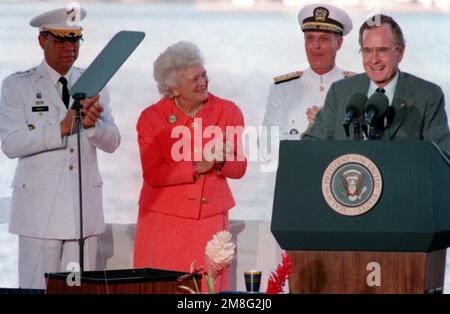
[59,77,70,109]
[376,87,385,94]
[375,87,387,130]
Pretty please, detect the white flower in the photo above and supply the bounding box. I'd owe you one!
[205,231,236,281]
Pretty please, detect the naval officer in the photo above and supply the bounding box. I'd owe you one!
[260,3,354,158]
[0,6,121,289]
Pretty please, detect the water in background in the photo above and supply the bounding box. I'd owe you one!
[0,1,449,289]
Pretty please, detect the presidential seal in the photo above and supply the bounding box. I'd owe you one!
[322,154,382,216]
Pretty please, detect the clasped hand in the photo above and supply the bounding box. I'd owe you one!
[196,141,233,174]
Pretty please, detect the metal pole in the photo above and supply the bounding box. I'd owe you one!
[72,93,86,278]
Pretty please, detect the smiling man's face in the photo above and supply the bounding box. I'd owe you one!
[361,23,405,88]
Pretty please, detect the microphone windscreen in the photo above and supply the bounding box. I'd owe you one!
[365,93,389,118]
[345,93,368,117]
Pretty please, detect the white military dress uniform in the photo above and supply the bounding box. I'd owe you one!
[0,7,120,289]
[0,61,120,239]
[264,67,354,140]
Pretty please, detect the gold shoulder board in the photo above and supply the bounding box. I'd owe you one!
[273,71,303,84]
[342,71,356,79]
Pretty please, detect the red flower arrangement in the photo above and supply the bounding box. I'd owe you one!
[266,252,293,294]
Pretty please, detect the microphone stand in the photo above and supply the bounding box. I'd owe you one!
[353,119,360,141]
[66,30,145,283]
[352,116,365,141]
[71,92,86,278]
[365,117,381,140]
[367,124,377,140]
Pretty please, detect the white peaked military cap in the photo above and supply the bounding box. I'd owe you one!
[298,3,352,36]
[30,6,87,39]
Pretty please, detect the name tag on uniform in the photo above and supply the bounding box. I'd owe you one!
[32,106,49,112]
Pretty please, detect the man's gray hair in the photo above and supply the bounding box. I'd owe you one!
[358,14,405,47]
[153,41,205,98]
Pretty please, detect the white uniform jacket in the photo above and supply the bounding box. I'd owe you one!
[0,62,121,239]
[259,67,354,160]
[263,67,354,140]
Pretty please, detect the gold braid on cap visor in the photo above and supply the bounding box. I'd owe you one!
[42,27,83,38]
[302,22,343,35]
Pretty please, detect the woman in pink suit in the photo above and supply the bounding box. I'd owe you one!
[133,41,247,292]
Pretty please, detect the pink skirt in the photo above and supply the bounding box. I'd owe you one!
[133,210,229,293]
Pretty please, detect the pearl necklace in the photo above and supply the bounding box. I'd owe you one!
[174,97,203,118]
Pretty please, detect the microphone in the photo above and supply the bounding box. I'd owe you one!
[364,93,389,125]
[342,93,367,138]
[364,93,389,140]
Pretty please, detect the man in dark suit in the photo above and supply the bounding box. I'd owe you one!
[303,14,450,158]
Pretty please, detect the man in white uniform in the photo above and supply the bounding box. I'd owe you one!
[261,3,354,156]
[0,7,121,289]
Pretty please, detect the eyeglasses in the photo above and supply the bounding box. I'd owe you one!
[45,35,83,49]
[359,45,399,57]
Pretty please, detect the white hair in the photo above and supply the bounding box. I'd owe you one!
[153,41,205,98]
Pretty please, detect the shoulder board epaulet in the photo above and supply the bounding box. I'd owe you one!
[10,68,35,78]
[273,71,303,84]
[342,71,356,79]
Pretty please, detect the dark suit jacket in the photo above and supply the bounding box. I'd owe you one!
[304,71,450,158]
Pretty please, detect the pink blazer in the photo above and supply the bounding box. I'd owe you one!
[136,93,247,220]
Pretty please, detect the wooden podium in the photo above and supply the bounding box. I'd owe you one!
[45,268,200,294]
[271,141,450,294]
[288,250,445,294]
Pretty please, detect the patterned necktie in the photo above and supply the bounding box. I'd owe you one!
[59,76,70,108]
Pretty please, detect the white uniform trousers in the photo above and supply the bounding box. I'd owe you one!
[18,235,98,289]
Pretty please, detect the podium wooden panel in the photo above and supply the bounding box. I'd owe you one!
[45,268,200,294]
[288,250,446,294]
